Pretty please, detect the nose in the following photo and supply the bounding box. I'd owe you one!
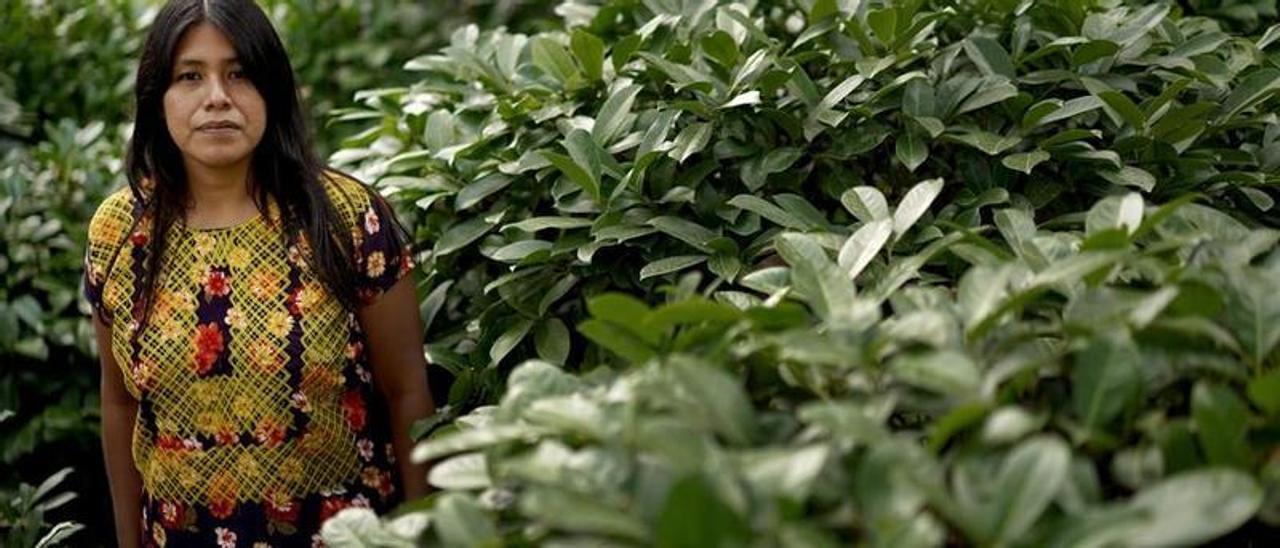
[204,76,231,110]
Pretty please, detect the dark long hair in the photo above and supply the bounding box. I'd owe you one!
[125,0,402,322]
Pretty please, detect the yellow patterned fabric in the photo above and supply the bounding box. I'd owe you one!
[83,171,413,510]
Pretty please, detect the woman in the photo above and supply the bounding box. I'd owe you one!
[83,1,435,546]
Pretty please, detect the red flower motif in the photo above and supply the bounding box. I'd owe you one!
[207,473,239,520]
[345,341,363,360]
[209,498,235,519]
[203,270,230,297]
[356,287,378,305]
[254,420,286,448]
[264,492,300,523]
[159,501,186,529]
[361,466,396,499]
[341,390,366,431]
[363,208,380,235]
[398,249,414,276]
[318,497,352,523]
[194,323,224,375]
[377,472,395,499]
[157,434,184,452]
[215,429,238,447]
[130,231,149,247]
[286,286,308,315]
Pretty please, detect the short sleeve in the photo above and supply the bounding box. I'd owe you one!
[83,189,137,322]
[325,172,415,305]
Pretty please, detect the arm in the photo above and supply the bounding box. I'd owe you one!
[357,276,436,501]
[94,315,143,548]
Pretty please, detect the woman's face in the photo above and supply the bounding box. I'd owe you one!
[163,22,266,172]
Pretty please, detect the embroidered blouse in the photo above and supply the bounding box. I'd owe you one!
[83,171,413,512]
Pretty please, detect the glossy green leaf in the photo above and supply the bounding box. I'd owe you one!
[570,29,605,81]
[639,255,707,280]
[534,318,571,365]
[1192,382,1254,469]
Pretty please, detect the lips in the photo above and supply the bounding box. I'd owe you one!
[197,121,240,131]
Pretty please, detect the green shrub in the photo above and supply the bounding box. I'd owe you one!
[269,0,561,154]
[0,0,565,540]
[0,120,125,465]
[0,0,145,145]
[0,411,83,548]
[327,0,1279,544]
[0,0,560,153]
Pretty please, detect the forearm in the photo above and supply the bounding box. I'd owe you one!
[101,400,143,548]
[385,387,435,501]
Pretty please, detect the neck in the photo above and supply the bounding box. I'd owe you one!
[182,160,258,227]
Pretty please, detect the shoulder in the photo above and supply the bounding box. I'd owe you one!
[87,186,139,250]
[320,169,377,220]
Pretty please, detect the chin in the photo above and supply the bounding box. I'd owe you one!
[190,148,253,168]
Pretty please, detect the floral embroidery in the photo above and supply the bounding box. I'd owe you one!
[215,527,237,548]
[360,467,395,498]
[264,489,299,521]
[253,419,287,448]
[224,306,246,329]
[318,497,352,524]
[157,434,185,452]
[227,246,251,269]
[357,439,374,461]
[249,269,281,299]
[194,232,216,256]
[208,473,239,520]
[174,289,198,314]
[132,358,156,392]
[159,501,186,529]
[203,269,231,297]
[286,286,310,315]
[196,410,224,434]
[363,208,380,234]
[194,322,225,375]
[232,394,255,421]
[277,456,305,486]
[289,392,311,413]
[341,390,366,431]
[345,341,363,360]
[216,428,238,447]
[86,174,410,542]
[267,310,294,339]
[287,242,305,267]
[248,338,282,372]
[398,249,413,277]
[366,251,386,278]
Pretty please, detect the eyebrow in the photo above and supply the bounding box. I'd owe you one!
[174,57,241,67]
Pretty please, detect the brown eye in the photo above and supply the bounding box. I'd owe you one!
[177,71,200,82]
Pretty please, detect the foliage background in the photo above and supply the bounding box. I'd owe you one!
[0,0,556,544]
[3,0,1280,546]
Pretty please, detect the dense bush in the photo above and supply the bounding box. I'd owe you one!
[0,120,124,546]
[0,0,145,145]
[0,1,559,543]
[0,409,83,548]
[0,120,123,465]
[267,0,561,154]
[326,0,1280,544]
[0,0,560,152]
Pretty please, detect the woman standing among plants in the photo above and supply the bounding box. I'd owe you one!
[82,0,434,545]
